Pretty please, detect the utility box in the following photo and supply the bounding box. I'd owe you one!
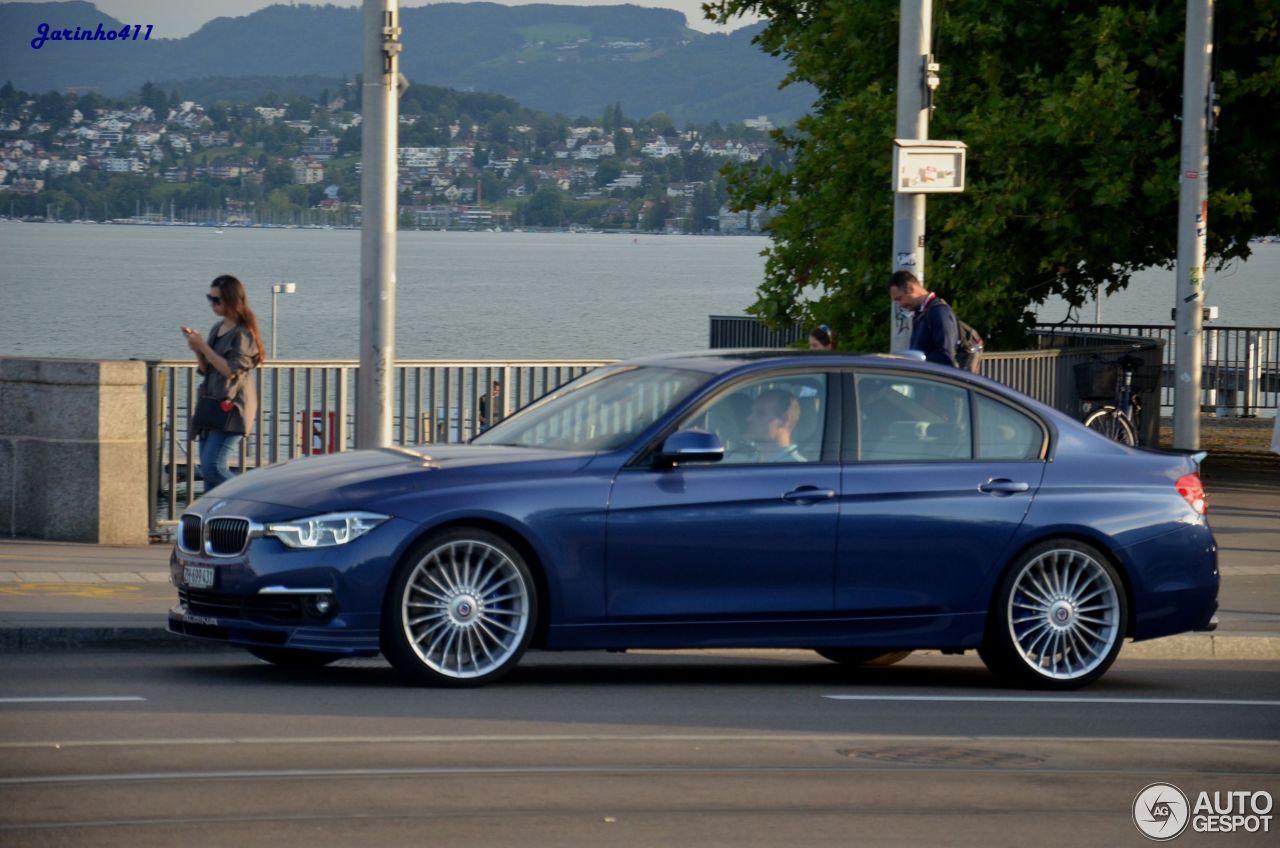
[893,140,967,193]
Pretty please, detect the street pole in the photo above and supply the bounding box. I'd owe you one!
[1173,0,1213,449]
[890,0,933,352]
[270,282,296,359]
[357,0,403,449]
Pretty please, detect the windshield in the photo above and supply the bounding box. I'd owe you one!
[472,365,710,451]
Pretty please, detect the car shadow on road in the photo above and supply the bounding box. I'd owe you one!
[166,650,1030,692]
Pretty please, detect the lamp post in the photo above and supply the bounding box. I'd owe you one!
[271,282,297,359]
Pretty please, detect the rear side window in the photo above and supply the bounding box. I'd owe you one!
[975,395,1043,460]
[854,374,972,461]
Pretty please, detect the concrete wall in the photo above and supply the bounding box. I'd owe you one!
[0,358,149,544]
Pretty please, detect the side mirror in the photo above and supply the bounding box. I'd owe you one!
[656,431,724,468]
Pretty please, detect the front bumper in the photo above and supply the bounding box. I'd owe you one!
[168,513,417,655]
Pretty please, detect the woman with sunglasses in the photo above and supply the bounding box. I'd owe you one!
[180,275,265,492]
[808,323,836,351]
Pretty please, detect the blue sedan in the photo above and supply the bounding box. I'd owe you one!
[169,351,1218,689]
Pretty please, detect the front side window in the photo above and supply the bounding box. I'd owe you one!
[854,373,972,461]
[675,372,828,464]
[472,366,709,451]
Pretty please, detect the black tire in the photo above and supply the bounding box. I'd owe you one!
[814,648,913,668]
[980,539,1128,690]
[381,527,537,687]
[1083,406,1137,445]
[247,646,341,667]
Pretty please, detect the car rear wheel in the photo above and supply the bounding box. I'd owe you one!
[247,647,341,667]
[382,528,537,687]
[814,649,913,668]
[980,540,1127,690]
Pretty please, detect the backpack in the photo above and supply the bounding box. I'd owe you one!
[954,319,984,373]
[926,297,984,373]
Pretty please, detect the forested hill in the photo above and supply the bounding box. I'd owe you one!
[1,1,813,125]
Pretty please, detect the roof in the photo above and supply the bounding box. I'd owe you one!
[624,349,936,374]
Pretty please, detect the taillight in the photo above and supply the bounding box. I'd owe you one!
[1176,473,1207,515]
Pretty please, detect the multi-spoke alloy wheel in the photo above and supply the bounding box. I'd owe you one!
[980,540,1128,690]
[382,529,536,686]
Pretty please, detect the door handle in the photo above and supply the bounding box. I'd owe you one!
[782,486,836,504]
[979,479,1030,495]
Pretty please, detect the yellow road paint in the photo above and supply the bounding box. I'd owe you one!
[0,582,144,598]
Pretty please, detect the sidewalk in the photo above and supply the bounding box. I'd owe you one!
[1,453,1277,659]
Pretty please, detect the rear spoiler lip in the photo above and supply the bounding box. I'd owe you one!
[1135,447,1209,469]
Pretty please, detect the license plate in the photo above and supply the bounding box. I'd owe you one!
[183,565,215,589]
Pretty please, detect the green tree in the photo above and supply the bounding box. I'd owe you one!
[706,0,1280,351]
[524,186,567,227]
[612,128,631,158]
[594,158,623,188]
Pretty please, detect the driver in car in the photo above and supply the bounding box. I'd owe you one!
[744,389,806,463]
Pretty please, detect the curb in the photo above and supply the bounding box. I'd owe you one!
[1,625,1276,660]
[0,626,238,653]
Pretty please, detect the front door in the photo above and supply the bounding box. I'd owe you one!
[606,371,839,619]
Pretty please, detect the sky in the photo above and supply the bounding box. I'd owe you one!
[9,1,760,38]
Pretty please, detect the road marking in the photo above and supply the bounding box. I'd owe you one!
[822,695,1280,706]
[0,583,145,598]
[1,732,1276,750]
[0,696,146,704]
[4,762,1279,787]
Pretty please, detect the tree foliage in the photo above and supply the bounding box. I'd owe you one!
[706,0,1280,351]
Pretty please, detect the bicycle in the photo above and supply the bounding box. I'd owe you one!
[1076,347,1154,446]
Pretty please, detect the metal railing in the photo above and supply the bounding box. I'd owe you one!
[710,315,1276,416]
[146,358,614,531]
[709,315,809,348]
[1033,323,1278,415]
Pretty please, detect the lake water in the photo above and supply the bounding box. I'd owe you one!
[1,223,1276,361]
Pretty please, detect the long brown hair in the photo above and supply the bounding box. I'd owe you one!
[211,274,266,365]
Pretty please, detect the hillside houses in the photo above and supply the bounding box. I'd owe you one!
[1,83,777,232]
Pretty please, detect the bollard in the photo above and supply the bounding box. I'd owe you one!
[1244,332,1261,418]
[1203,329,1218,413]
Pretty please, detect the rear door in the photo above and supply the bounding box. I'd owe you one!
[836,371,1049,616]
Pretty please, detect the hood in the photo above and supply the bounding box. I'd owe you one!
[193,445,594,511]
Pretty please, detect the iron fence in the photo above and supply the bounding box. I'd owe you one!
[1034,324,1278,415]
[146,358,614,532]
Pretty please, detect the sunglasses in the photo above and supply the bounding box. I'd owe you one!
[206,294,222,305]
[817,324,831,334]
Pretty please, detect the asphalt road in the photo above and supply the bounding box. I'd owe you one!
[1,650,1277,847]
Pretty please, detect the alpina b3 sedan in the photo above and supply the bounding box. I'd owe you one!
[170,351,1218,689]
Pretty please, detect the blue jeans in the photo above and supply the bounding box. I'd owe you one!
[199,430,243,493]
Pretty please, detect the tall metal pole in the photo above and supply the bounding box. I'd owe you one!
[357,0,402,448]
[890,0,933,352]
[1173,0,1213,449]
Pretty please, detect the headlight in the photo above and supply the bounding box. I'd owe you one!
[266,511,389,549]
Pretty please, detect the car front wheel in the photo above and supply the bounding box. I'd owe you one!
[980,540,1127,690]
[382,528,537,687]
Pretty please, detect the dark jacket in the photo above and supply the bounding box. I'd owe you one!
[193,322,259,435]
[911,295,959,367]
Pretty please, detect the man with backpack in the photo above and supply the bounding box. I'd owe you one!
[887,270,983,372]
